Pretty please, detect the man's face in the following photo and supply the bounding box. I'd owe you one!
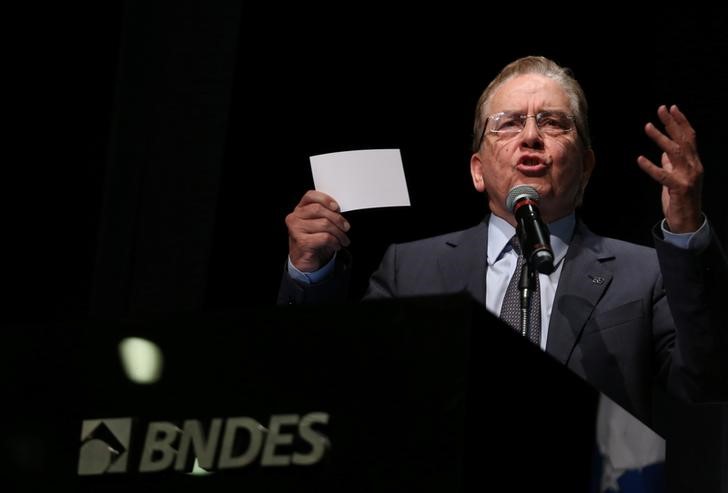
[470,74,594,224]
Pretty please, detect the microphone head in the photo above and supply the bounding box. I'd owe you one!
[505,185,540,213]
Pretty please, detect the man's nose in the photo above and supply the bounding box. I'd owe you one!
[520,117,544,148]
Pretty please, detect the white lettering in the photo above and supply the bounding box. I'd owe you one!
[261,414,299,466]
[217,417,265,469]
[175,418,222,471]
[293,412,330,466]
[138,422,180,472]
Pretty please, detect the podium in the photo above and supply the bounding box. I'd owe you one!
[8,295,723,491]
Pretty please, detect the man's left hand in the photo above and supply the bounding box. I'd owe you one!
[637,104,703,233]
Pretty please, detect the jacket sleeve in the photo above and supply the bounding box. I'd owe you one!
[363,244,398,300]
[276,250,353,305]
[655,222,728,401]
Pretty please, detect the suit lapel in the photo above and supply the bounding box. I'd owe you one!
[546,222,615,364]
[435,219,489,306]
[432,217,615,365]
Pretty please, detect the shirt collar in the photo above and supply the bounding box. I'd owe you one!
[487,213,575,268]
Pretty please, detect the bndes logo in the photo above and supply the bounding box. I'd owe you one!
[78,412,329,476]
[78,418,132,475]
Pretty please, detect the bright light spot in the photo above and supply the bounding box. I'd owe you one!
[118,337,163,384]
[188,457,214,476]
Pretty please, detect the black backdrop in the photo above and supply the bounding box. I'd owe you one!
[9,3,728,319]
[6,4,728,491]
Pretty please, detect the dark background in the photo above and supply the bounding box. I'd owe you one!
[5,4,727,491]
[9,3,728,319]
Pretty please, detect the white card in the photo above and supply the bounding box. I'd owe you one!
[310,149,411,212]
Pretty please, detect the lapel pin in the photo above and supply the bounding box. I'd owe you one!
[590,275,605,285]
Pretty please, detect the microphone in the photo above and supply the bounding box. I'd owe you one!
[505,185,555,274]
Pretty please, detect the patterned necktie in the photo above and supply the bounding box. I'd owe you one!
[499,235,541,346]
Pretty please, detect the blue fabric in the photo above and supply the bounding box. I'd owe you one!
[591,448,666,493]
[660,216,710,251]
[606,462,666,493]
[287,251,337,283]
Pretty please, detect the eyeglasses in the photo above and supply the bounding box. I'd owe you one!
[482,110,576,141]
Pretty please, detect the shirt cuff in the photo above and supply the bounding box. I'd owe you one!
[660,217,710,251]
[287,252,337,284]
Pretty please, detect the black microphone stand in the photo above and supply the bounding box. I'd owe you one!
[517,260,537,340]
[514,208,552,342]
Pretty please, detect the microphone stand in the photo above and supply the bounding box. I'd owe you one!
[517,260,537,340]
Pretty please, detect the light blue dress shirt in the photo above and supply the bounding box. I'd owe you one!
[486,213,573,350]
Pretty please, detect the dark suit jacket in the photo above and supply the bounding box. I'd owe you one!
[279,217,728,424]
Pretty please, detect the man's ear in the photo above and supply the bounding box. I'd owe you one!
[470,153,486,192]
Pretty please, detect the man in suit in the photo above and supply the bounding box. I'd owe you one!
[278,56,727,424]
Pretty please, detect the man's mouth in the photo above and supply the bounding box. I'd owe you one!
[516,156,549,175]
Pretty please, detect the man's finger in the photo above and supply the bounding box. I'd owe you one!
[298,190,341,212]
[668,105,693,130]
[294,203,350,233]
[300,218,351,247]
[657,104,697,150]
[637,155,671,186]
[643,122,678,154]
